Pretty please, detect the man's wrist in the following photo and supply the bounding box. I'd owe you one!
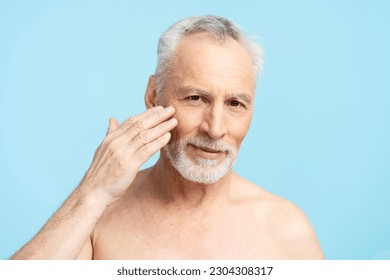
[76,183,113,211]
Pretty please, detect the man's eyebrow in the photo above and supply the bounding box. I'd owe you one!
[178,86,212,97]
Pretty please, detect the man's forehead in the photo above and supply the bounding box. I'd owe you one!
[162,33,257,101]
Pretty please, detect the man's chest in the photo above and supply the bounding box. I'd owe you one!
[92,210,282,259]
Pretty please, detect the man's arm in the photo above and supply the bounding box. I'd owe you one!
[10,186,106,259]
[10,106,177,259]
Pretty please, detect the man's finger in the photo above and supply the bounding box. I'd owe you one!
[106,117,120,135]
[123,106,175,140]
[112,106,164,137]
[132,132,172,166]
[128,117,177,152]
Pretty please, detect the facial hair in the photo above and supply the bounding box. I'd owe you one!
[162,136,237,184]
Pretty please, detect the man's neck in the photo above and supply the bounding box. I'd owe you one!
[145,154,232,208]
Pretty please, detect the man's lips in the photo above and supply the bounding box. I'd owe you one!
[189,144,226,160]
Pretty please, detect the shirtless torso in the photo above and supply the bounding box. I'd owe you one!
[79,169,323,260]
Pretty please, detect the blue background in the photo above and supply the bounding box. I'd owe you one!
[1,0,389,260]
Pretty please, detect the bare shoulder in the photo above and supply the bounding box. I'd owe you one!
[232,173,324,259]
[267,197,324,259]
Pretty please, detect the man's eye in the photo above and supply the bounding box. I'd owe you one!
[188,95,200,101]
[229,100,242,107]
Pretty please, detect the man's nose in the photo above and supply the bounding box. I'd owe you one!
[200,104,228,140]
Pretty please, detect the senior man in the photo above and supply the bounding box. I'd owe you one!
[11,15,323,259]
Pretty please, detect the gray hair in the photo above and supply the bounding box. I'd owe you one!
[155,15,264,94]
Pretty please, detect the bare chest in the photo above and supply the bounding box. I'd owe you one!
[93,207,283,259]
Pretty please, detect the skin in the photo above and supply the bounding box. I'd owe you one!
[11,33,324,260]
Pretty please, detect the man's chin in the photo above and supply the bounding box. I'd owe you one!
[172,157,233,185]
[162,140,237,185]
[178,171,228,185]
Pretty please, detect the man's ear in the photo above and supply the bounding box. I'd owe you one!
[145,75,158,109]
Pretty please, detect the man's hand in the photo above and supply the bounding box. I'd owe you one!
[80,105,177,205]
[10,106,177,259]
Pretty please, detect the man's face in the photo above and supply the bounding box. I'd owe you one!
[158,33,256,184]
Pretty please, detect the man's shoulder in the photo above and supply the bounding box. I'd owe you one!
[231,172,296,211]
[230,172,284,204]
[232,172,324,259]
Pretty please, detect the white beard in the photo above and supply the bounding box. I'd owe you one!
[162,136,238,184]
